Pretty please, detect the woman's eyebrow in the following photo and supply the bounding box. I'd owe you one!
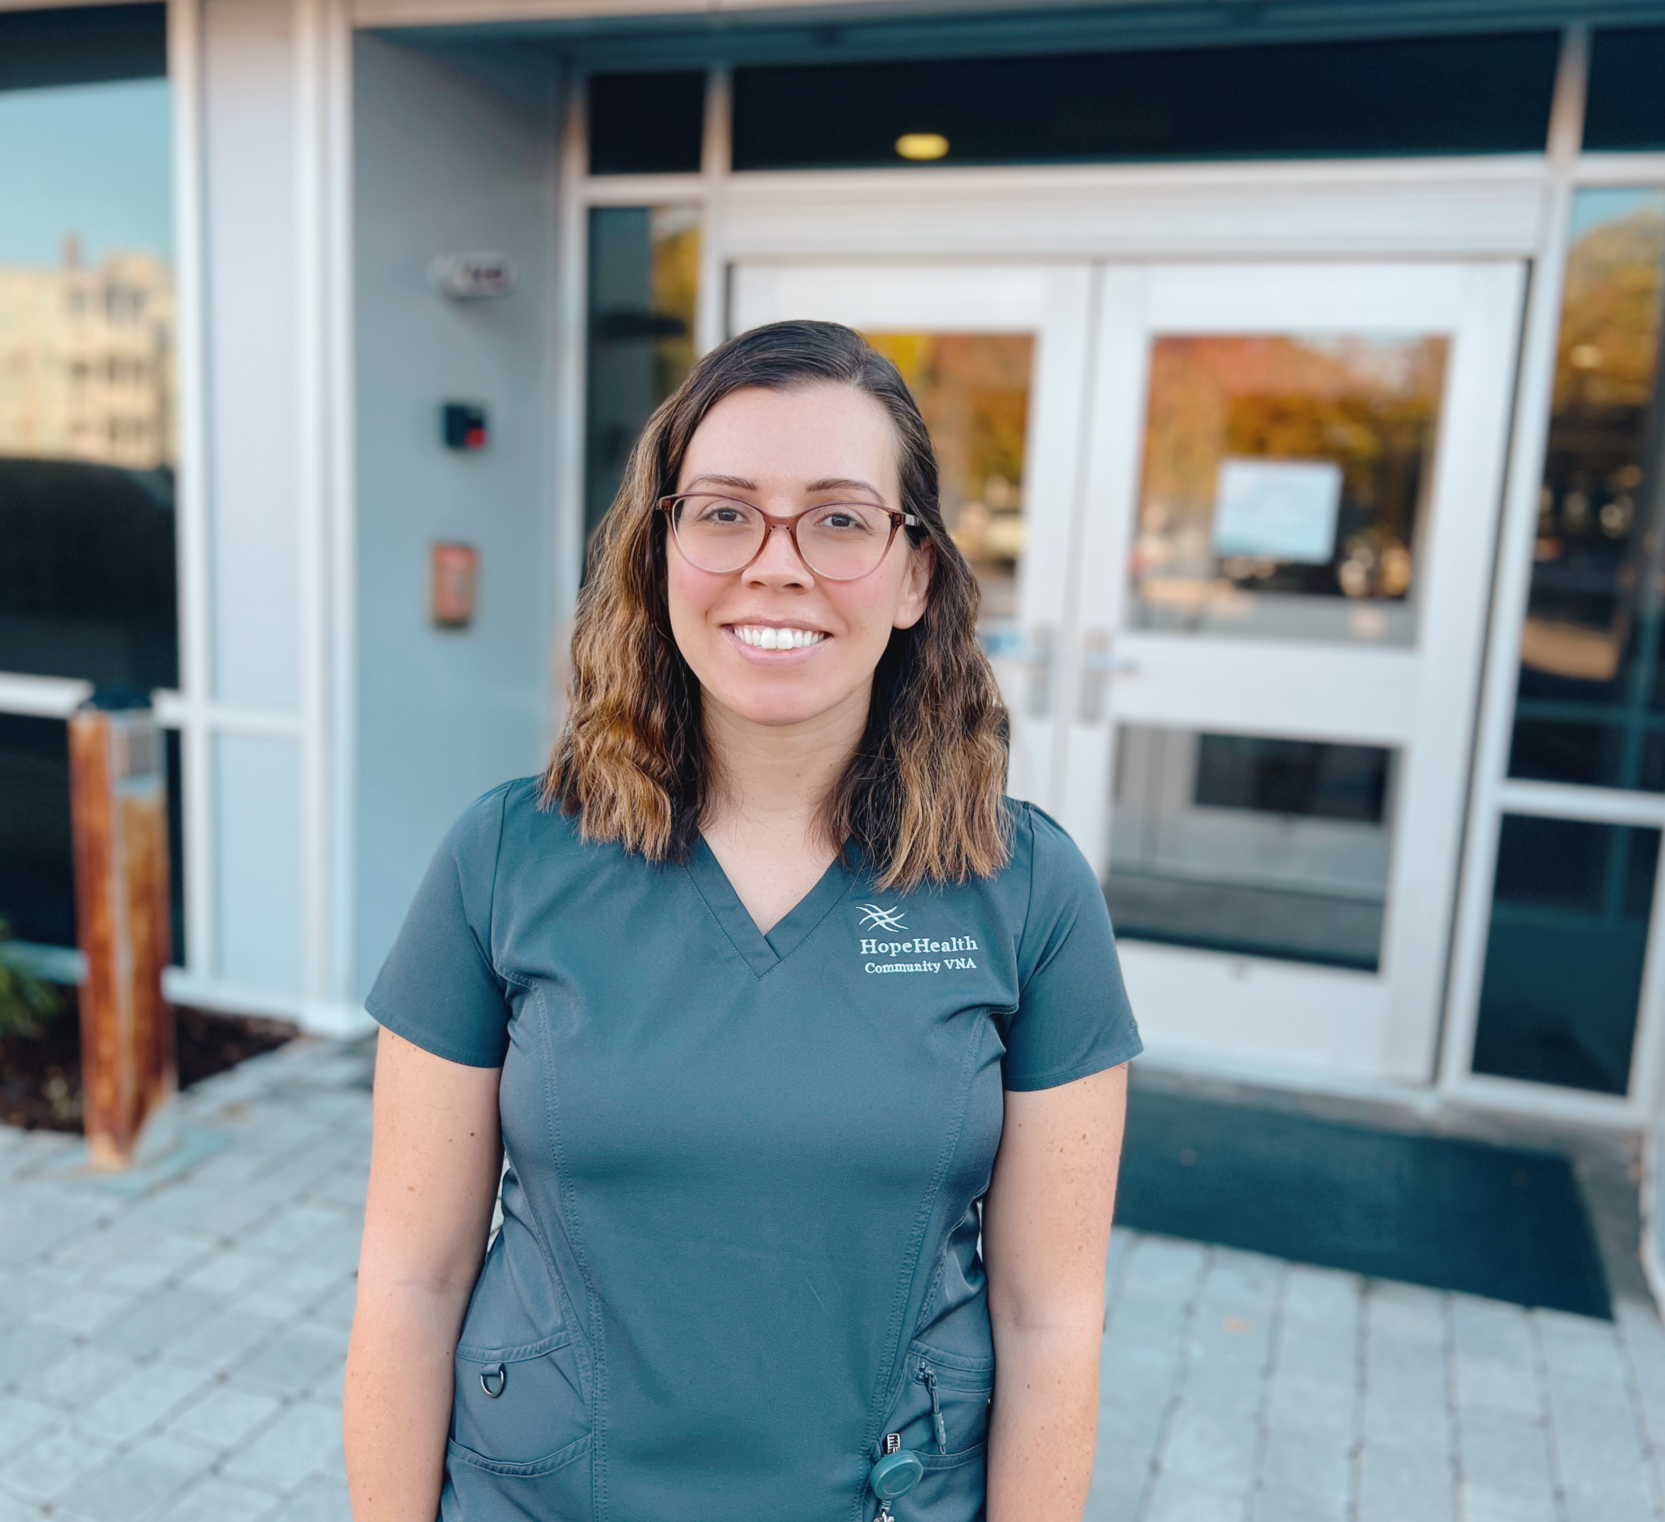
[805,477,882,497]
[682,474,883,498]
[683,473,758,492]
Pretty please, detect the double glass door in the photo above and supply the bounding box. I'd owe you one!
[732,259,1524,1085]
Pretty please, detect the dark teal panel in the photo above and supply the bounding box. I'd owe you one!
[1473,816,1660,1095]
[0,714,72,950]
[1586,27,1665,150]
[732,32,1560,169]
[589,70,704,174]
[0,5,165,92]
[0,462,178,692]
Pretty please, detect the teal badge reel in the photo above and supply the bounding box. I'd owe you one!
[870,1434,924,1514]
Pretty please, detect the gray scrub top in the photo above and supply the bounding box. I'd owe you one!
[368,778,1141,1522]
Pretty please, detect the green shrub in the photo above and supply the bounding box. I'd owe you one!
[0,918,62,1040]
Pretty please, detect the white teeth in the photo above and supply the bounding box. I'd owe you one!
[734,625,826,650]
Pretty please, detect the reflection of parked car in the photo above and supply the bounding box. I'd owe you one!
[0,458,180,952]
[949,475,1026,566]
[0,456,177,691]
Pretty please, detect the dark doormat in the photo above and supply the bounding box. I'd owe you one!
[1116,1088,1613,1320]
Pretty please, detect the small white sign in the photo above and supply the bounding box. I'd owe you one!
[429,252,518,301]
[1212,458,1343,564]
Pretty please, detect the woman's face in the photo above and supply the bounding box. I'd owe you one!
[667,383,931,735]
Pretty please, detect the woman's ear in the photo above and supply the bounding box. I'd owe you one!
[892,539,935,631]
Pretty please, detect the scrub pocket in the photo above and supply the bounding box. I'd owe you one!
[441,1438,590,1522]
[443,1330,594,1522]
[877,1340,993,1517]
[451,1330,589,1465]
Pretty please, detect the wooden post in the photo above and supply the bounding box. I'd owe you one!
[68,701,175,1169]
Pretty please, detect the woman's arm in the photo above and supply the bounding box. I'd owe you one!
[345,1029,504,1520]
[982,1062,1128,1522]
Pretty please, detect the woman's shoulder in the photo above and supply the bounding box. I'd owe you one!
[998,796,1089,866]
[441,776,583,869]
[993,797,1104,905]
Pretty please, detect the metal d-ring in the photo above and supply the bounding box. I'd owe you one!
[480,1363,507,1398]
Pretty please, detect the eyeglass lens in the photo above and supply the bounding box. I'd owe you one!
[670,497,896,580]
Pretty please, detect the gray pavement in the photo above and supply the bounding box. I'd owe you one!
[2,1040,1665,1521]
[0,1039,368,1522]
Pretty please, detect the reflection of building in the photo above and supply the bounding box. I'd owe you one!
[0,243,176,470]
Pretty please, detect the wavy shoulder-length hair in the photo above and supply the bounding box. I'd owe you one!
[542,319,1010,891]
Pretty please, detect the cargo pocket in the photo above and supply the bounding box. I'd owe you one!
[449,1331,591,1469]
[441,1433,590,1522]
[888,1341,993,1460]
[873,1342,993,1521]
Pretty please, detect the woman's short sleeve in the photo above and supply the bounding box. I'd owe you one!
[365,784,514,1068]
[1004,805,1142,1091]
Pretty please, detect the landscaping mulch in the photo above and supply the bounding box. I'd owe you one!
[0,992,295,1131]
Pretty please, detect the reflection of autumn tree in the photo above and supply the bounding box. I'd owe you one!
[1520,200,1665,689]
[650,209,700,400]
[1554,208,1665,415]
[1141,336,1445,597]
[863,333,1031,513]
[1144,337,1444,530]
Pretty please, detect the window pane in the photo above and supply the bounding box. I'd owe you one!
[732,33,1559,171]
[0,713,73,949]
[1585,28,1665,151]
[584,205,700,546]
[1508,188,1665,791]
[589,71,704,176]
[0,4,165,93]
[1106,724,1395,971]
[1472,816,1659,1095]
[0,70,177,690]
[861,334,1032,636]
[166,725,184,966]
[1130,334,1446,646]
[0,713,182,962]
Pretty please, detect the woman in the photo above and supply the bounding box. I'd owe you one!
[344,320,1140,1522]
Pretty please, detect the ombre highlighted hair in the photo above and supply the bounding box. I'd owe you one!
[542,320,1010,891]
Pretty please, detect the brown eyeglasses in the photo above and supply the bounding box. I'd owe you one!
[659,494,919,582]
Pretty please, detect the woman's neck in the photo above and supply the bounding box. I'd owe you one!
[700,686,870,846]
[698,689,869,934]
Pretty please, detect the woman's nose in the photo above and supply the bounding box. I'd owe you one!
[746,519,812,583]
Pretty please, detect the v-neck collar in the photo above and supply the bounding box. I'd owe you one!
[686,838,860,978]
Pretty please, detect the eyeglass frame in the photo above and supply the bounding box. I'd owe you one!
[657,493,922,582]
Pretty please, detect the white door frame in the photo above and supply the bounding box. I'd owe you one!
[1062,259,1526,1087]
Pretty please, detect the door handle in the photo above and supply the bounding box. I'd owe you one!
[1078,631,1136,724]
[1025,625,1055,719]
[979,625,1055,719]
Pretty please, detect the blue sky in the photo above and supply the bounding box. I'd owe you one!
[0,78,172,267]
[1570,186,1665,242]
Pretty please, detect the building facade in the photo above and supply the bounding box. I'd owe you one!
[5,0,1665,1153]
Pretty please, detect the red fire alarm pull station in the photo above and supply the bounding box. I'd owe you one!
[443,402,488,450]
[431,542,479,629]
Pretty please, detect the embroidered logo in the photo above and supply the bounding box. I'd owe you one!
[856,902,980,974]
[856,903,907,931]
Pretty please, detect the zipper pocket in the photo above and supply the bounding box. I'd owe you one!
[917,1365,948,1454]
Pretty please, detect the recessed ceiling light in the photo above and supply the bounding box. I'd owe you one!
[895,132,949,161]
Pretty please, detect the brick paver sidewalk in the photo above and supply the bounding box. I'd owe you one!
[3,1037,1665,1522]
[0,1039,369,1521]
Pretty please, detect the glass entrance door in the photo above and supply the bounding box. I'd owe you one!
[729,264,1092,806]
[731,259,1524,1085]
[1061,263,1527,1081]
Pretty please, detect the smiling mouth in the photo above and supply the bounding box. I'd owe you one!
[730,624,828,651]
